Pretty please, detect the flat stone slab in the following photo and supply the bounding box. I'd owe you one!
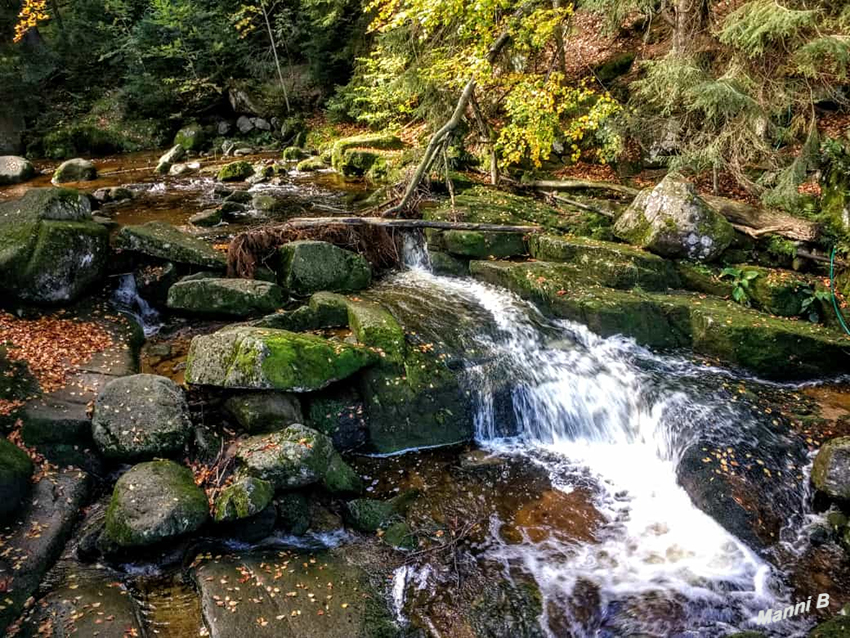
[116,221,226,269]
[0,469,92,633]
[192,549,397,638]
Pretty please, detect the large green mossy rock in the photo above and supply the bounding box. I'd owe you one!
[174,123,206,152]
[331,133,404,168]
[167,277,285,317]
[428,250,469,276]
[345,498,396,532]
[438,230,527,259]
[614,175,734,261]
[277,240,371,295]
[51,158,97,184]
[471,259,850,379]
[747,266,812,317]
[254,291,350,331]
[116,221,226,269]
[217,160,254,182]
[213,475,274,522]
[0,155,34,185]
[0,438,33,520]
[0,188,108,304]
[185,326,378,391]
[91,374,193,461]
[192,550,398,638]
[330,133,406,181]
[528,234,680,291]
[236,424,361,493]
[104,460,209,548]
[350,303,474,453]
[811,436,850,500]
[224,391,303,433]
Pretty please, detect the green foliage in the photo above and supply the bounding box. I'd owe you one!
[800,285,833,323]
[718,0,818,58]
[720,266,760,306]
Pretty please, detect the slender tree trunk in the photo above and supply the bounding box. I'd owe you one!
[470,92,498,185]
[552,0,567,77]
[260,0,291,114]
[672,0,708,54]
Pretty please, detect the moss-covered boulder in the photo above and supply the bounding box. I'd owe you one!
[224,391,303,433]
[213,475,274,522]
[116,221,226,269]
[614,175,734,261]
[812,437,850,501]
[438,230,527,259]
[104,460,209,548]
[0,438,33,521]
[307,387,368,451]
[174,123,206,152]
[189,208,222,227]
[428,250,469,276]
[331,133,404,174]
[51,158,97,184]
[347,300,406,363]
[746,266,812,317]
[0,155,34,185]
[277,240,371,295]
[528,234,680,291]
[281,146,307,161]
[91,374,193,461]
[185,326,378,391]
[217,160,255,182]
[167,277,285,317]
[345,498,396,532]
[236,424,361,493]
[253,291,350,331]
[0,188,108,304]
[295,156,326,172]
[156,144,186,174]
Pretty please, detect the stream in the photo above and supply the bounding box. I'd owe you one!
[4,155,847,637]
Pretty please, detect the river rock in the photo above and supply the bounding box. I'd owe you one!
[0,438,33,521]
[52,157,97,184]
[441,229,527,259]
[167,277,285,317]
[213,475,274,522]
[306,387,368,451]
[91,374,193,460]
[345,498,396,532]
[189,207,222,227]
[156,143,186,173]
[236,424,361,493]
[614,174,734,261]
[253,291,350,331]
[0,155,34,185]
[277,240,372,295]
[217,160,254,181]
[104,460,209,548]
[224,391,303,433]
[192,550,397,638]
[295,156,326,172]
[185,326,377,391]
[0,469,92,634]
[92,185,133,203]
[116,221,226,269]
[236,115,254,134]
[812,437,850,500]
[252,117,271,131]
[174,123,206,151]
[169,161,201,176]
[0,187,108,304]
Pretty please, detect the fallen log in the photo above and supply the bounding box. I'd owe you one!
[284,216,541,233]
[527,179,640,198]
[703,195,819,243]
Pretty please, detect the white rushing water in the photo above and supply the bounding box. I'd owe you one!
[111,273,162,337]
[389,238,808,636]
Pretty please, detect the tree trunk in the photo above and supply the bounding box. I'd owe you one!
[672,0,708,54]
[260,0,291,114]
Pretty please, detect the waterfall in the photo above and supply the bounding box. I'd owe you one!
[111,274,162,337]
[368,269,810,637]
[400,230,432,271]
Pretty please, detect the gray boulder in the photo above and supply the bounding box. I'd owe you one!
[236,116,254,134]
[236,424,361,493]
[52,158,97,184]
[155,144,186,174]
[104,460,209,547]
[277,240,372,295]
[92,374,193,460]
[116,221,226,269]
[167,278,285,317]
[213,475,274,522]
[0,155,35,185]
[174,124,206,152]
[614,174,734,261]
[0,188,108,304]
[812,436,850,500]
[224,392,303,433]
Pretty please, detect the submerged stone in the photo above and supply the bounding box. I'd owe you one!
[185,326,378,391]
[236,423,361,493]
[277,240,372,295]
[104,460,209,548]
[812,437,850,500]
[91,374,193,461]
[614,175,734,261]
[116,221,226,269]
[0,188,108,304]
[167,277,285,317]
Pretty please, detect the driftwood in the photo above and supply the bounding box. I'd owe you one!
[550,194,617,218]
[702,195,819,243]
[528,179,640,198]
[284,216,540,233]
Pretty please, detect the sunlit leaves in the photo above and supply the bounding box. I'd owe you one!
[13,0,49,43]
